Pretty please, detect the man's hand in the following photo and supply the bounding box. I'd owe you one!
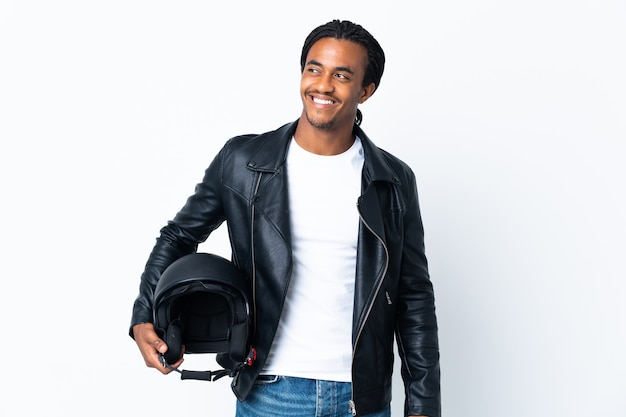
[132,322,183,374]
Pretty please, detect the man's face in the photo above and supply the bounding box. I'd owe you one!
[300,37,375,132]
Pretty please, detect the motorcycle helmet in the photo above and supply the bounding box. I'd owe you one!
[153,252,254,381]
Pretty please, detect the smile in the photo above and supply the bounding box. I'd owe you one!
[312,97,335,105]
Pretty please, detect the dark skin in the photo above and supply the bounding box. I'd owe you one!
[133,37,427,416]
[132,322,182,374]
[294,37,376,155]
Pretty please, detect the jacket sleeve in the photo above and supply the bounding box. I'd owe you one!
[395,171,441,417]
[129,146,227,337]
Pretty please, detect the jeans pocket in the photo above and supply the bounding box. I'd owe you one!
[254,374,280,385]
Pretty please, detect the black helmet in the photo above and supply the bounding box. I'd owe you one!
[153,252,255,381]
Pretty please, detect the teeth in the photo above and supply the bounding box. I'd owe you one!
[313,97,333,105]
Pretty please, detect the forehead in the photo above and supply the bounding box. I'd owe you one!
[306,37,369,72]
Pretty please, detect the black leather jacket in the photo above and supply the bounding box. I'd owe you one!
[130,120,440,417]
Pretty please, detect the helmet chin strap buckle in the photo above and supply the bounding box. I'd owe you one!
[244,347,257,366]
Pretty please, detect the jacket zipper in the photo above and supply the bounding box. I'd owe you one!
[233,173,263,392]
[250,173,263,338]
[349,400,357,416]
[350,201,390,416]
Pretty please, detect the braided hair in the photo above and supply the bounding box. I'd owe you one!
[300,20,386,125]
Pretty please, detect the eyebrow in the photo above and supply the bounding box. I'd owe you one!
[306,59,355,75]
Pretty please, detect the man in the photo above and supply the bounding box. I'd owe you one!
[130,19,440,417]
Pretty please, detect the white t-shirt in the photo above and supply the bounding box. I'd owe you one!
[261,136,365,382]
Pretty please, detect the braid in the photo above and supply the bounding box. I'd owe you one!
[356,109,363,126]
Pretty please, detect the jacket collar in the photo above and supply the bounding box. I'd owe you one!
[246,119,400,185]
[353,123,400,185]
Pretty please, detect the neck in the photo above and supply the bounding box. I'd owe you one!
[293,117,355,156]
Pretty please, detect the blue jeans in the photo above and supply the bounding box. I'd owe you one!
[235,375,391,417]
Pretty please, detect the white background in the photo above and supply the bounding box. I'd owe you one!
[1,1,625,416]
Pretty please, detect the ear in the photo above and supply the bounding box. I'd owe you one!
[358,82,377,104]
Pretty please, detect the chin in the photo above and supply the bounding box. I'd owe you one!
[304,112,337,131]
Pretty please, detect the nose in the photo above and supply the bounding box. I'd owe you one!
[315,73,334,94]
